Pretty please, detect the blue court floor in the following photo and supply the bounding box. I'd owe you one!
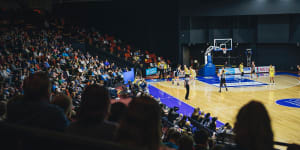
[196,74,268,88]
[148,84,225,127]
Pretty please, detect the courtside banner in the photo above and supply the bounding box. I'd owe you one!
[257,66,274,73]
[243,67,251,74]
[123,68,135,84]
[219,68,236,75]
[234,67,251,74]
[146,67,157,76]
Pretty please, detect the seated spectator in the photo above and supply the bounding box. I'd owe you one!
[174,113,183,124]
[178,134,194,150]
[178,115,187,128]
[216,122,233,134]
[139,79,148,92]
[223,101,274,150]
[168,107,179,123]
[6,72,69,131]
[184,121,192,132]
[163,128,181,149]
[191,107,200,120]
[108,102,127,123]
[197,112,205,123]
[208,117,217,131]
[66,84,117,141]
[116,96,161,150]
[194,130,209,150]
[202,113,211,126]
[51,94,73,120]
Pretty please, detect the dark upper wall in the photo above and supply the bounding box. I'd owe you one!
[184,14,300,44]
[53,0,179,63]
[179,0,300,16]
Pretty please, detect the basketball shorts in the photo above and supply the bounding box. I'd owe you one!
[175,72,178,77]
[221,78,226,84]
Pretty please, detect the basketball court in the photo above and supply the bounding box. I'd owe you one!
[145,37,300,147]
[147,72,300,144]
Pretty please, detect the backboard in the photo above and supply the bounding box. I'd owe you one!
[213,38,232,51]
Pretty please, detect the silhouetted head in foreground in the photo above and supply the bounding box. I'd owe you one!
[117,96,161,150]
[78,84,110,122]
[23,72,51,102]
[234,101,274,150]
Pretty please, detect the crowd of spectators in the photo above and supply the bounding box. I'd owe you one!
[0,15,134,104]
[0,70,279,150]
[0,11,299,150]
[83,25,173,77]
[160,104,234,150]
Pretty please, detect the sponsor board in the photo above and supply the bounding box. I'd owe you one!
[212,81,267,87]
[257,66,274,73]
[123,68,135,84]
[218,66,274,75]
[219,68,236,75]
[146,67,157,76]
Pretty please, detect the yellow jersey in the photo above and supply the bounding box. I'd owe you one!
[164,64,167,69]
[240,64,244,72]
[185,68,190,75]
[269,67,275,74]
[191,69,196,77]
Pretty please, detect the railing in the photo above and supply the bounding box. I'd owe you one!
[0,121,297,150]
[0,122,140,150]
[187,118,294,150]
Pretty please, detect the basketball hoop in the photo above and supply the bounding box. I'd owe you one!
[222,48,227,54]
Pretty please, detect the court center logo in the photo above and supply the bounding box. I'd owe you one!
[276,98,300,108]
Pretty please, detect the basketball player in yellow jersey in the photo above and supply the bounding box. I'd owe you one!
[269,65,275,84]
[189,66,196,85]
[239,62,244,81]
[184,65,190,77]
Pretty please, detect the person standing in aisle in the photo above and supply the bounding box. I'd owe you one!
[184,76,190,100]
